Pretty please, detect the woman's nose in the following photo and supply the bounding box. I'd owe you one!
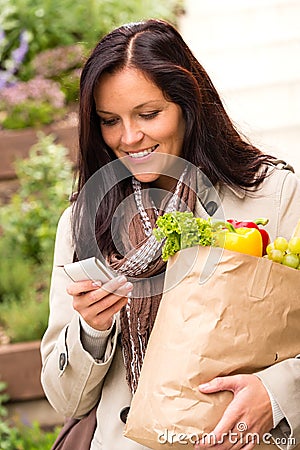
[121,122,143,147]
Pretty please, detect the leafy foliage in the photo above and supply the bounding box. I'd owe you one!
[0,383,61,450]
[0,100,64,129]
[0,0,182,128]
[1,0,181,77]
[0,77,66,129]
[0,133,73,343]
[0,133,73,264]
[0,241,37,304]
[0,277,49,343]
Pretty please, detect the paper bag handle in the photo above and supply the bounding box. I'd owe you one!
[249,257,272,299]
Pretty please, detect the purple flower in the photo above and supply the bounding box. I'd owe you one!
[0,71,11,90]
[11,30,29,68]
[0,29,5,43]
[0,77,65,109]
[32,44,84,77]
[0,30,29,90]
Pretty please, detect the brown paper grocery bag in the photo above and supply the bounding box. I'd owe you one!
[124,246,300,449]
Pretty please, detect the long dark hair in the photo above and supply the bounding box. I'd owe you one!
[72,19,275,256]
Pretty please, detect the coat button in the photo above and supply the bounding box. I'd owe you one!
[205,201,218,216]
[59,352,66,370]
[120,406,130,424]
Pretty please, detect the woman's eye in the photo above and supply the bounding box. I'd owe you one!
[100,117,118,127]
[140,111,160,120]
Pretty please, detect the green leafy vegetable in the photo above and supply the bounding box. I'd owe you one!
[153,211,213,261]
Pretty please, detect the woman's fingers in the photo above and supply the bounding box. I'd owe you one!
[67,275,132,303]
[195,375,273,450]
[91,295,129,330]
[79,284,132,317]
[80,291,129,330]
[89,276,133,302]
[66,279,101,296]
[67,275,133,331]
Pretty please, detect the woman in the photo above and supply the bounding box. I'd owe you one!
[41,19,300,450]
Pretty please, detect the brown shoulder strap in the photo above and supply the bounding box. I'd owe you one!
[272,159,295,173]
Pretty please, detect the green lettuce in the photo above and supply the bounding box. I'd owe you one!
[153,211,213,261]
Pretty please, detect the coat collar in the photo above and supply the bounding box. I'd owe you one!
[220,182,246,199]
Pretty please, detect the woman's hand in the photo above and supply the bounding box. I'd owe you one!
[67,275,133,331]
[195,374,273,450]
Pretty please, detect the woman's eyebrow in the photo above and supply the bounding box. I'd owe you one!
[133,100,162,109]
[96,100,163,115]
[96,109,115,114]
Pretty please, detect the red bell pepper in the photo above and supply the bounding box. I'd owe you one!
[227,218,270,255]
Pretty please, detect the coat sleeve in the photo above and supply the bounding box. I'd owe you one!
[40,206,119,418]
[256,170,300,450]
[256,357,300,450]
[273,169,300,240]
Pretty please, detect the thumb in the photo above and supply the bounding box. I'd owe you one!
[199,375,239,394]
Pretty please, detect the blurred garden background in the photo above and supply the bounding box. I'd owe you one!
[0,0,299,448]
[0,0,182,448]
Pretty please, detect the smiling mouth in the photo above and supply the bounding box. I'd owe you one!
[127,144,159,159]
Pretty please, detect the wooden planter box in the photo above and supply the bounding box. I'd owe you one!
[0,340,44,401]
[0,340,64,427]
[0,119,78,180]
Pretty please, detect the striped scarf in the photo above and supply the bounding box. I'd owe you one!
[108,169,196,393]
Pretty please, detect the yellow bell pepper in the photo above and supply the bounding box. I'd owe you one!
[214,222,263,257]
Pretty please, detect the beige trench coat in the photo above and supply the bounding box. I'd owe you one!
[41,166,300,450]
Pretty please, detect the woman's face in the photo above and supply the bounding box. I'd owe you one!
[94,67,185,187]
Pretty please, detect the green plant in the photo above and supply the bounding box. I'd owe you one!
[1,0,182,80]
[0,296,49,343]
[0,133,73,264]
[0,255,50,342]
[0,133,72,342]
[75,0,183,48]
[0,382,20,450]
[59,69,81,103]
[0,77,66,130]
[0,382,61,450]
[31,44,84,104]
[0,0,30,87]
[0,241,37,304]
[1,0,182,128]
[0,382,9,414]
[0,100,65,129]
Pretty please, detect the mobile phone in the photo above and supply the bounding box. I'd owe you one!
[64,257,115,284]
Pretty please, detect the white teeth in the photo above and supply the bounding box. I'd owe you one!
[128,145,157,158]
